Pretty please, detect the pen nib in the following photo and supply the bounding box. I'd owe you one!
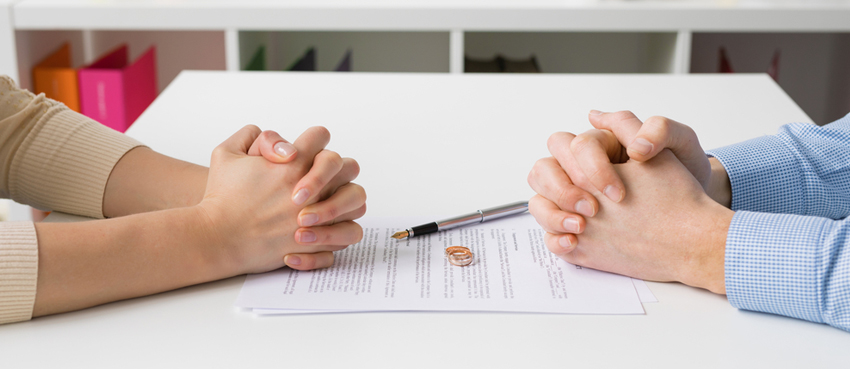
[391,230,409,240]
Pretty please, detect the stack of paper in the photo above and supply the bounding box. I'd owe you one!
[236,214,655,315]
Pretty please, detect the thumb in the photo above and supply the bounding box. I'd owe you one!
[629,116,711,187]
[247,130,298,163]
[587,110,643,151]
[214,125,263,159]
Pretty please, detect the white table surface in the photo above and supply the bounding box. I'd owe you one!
[3,71,849,367]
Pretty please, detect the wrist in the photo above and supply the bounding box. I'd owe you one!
[680,201,733,294]
[185,204,242,278]
[706,157,732,208]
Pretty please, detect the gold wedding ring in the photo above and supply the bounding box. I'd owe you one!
[445,246,474,267]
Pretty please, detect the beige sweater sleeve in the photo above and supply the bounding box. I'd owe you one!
[0,75,143,324]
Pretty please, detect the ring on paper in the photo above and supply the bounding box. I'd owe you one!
[445,246,474,267]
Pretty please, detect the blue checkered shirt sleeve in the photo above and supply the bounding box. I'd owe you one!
[706,114,850,332]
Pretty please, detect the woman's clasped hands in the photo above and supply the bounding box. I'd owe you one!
[197,125,366,276]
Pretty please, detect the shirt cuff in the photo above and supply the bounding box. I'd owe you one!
[725,211,832,326]
[0,222,38,325]
[8,107,143,219]
[707,135,804,214]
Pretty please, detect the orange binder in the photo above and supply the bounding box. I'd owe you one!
[32,43,80,112]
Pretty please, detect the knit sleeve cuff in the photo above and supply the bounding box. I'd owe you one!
[8,108,143,219]
[0,222,38,325]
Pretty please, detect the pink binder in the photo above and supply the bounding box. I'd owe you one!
[78,45,157,132]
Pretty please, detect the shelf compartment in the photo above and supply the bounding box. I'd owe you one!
[14,30,226,92]
[239,31,449,73]
[464,32,678,74]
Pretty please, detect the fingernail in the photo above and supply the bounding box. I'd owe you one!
[298,230,317,243]
[292,188,310,205]
[286,255,301,266]
[589,110,603,115]
[274,142,296,158]
[563,218,581,233]
[300,213,319,227]
[604,185,622,202]
[629,138,653,156]
[559,235,572,250]
[574,199,594,217]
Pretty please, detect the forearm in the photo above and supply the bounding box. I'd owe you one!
[103,147,208,218]
[32,206,230,317]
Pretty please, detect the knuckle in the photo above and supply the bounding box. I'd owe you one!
[258,130,272,141]
[302,176,324,192]
[316,150,343,172]
[210,145,228,160]
[344,158,361,178]
[318,229,335,245]
[354,184,367,203]
[324,205,340,221]
[555,186,580,209]
[544,233,565,255]
[311,126,331,140]
[645,116,671,132]
[353,224,365,243]
[611,110,636,121]
[528,197,540,213]
[569,134,594,155]
[527,169,535,188]
[528,196,545,217]
[327,151,344,169]
[582,165,604,183]
[529,159,547,182]
[560,252,582,266]
[243,124,262,135]
[531,158,547,172]
[683,124,698,140]
[548,211,566,231]
[547,131,567,145]
[547,132,575,152]
[259,130,282,143]
[324,253,336,267]
[316,200,342,221]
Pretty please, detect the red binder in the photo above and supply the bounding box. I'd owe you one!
[78,45,157,132]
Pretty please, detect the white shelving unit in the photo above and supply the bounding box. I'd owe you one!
[2,0,850,123]
[0,0,16,80]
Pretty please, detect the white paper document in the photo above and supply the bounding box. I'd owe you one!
[235,215,645,315]
[632,278,658,303]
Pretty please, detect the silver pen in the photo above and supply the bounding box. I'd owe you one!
[391,201,529,239]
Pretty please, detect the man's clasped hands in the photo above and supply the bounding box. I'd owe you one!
[241,109,734,295]
[527,110,734,294]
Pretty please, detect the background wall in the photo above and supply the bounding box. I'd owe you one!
[691,33,850,125]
